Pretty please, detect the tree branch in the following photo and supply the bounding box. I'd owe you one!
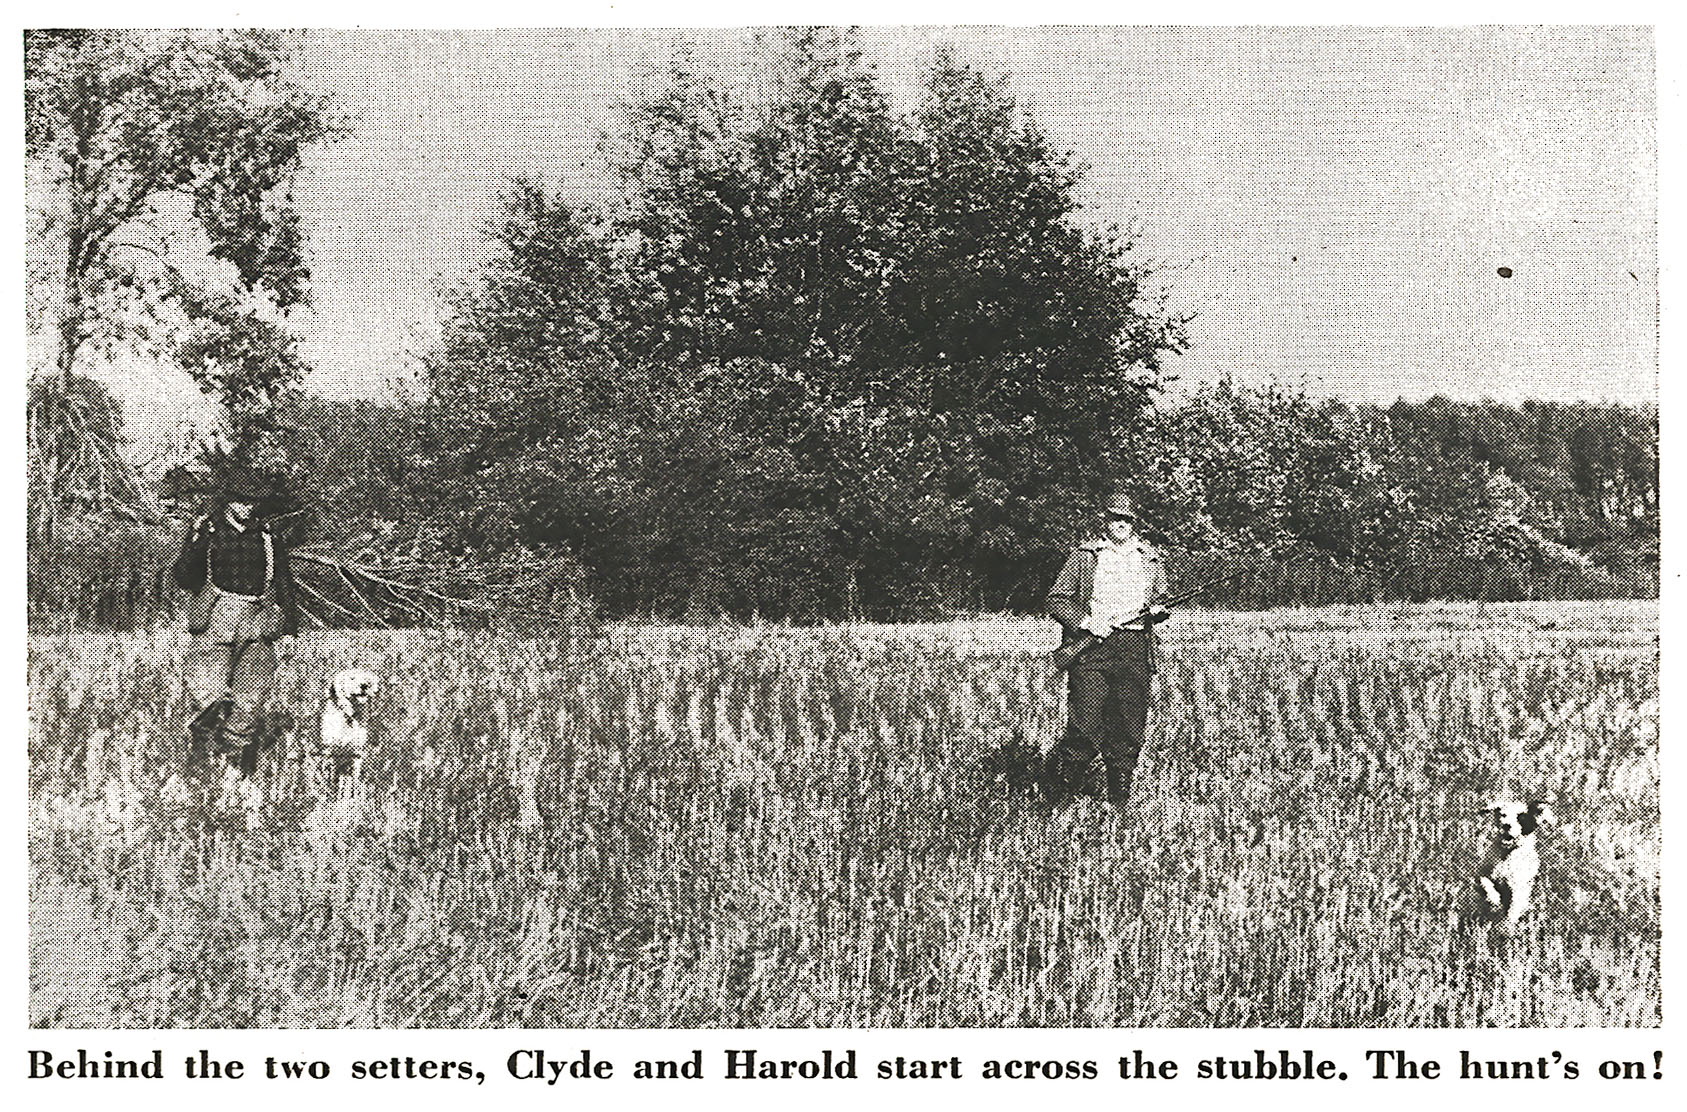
[79,180,167,273]
[293,572,365,626]
[292,552,498,611]
[288,549,577,628]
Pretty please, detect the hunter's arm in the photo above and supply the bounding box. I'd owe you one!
[272,540,302,638]
[171,517,211,593]
[1046,549,1090,633]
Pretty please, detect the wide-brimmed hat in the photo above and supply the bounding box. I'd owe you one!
[219,466,284,503]
[1103,493,1137,520]
[207,456,293,509]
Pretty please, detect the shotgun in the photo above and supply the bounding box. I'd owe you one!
[1049,554,1287,671]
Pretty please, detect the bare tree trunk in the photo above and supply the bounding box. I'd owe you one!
[34,70,96,557]
[60,67,94,387]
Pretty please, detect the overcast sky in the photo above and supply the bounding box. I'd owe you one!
[274,26,1656,406]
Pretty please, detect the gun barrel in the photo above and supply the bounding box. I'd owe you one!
[1051,545,1310,671]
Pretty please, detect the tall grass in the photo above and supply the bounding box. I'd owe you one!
[29,602,1659,1026]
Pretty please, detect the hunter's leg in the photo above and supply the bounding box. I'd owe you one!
[1046,666,1109,799]
[1102,631,1153,807]
[182,639,232,770]
[223,639,278,776]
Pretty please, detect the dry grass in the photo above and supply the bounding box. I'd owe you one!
[29,602,1658,1027]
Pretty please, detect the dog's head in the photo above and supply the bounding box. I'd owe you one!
[1484,798,1553,852]
[330,669,382,716]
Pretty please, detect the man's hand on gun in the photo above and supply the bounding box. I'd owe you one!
[1082,614,1114,637]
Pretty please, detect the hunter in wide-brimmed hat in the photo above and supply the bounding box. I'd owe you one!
[170,459,303,775]
[1043,490,1170,808]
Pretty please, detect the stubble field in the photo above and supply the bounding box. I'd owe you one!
[29,601,1659,1027]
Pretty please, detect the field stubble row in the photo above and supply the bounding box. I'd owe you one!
[29,602,1659,1026]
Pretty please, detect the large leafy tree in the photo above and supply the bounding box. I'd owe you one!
[897,50,1182,434]
[424,178,614,475]
[420,31,1190,618]
[25,29,338,543]
[884,49,1189,608]
[607,30,907,381]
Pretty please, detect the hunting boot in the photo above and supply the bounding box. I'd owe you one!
[1038,750,1071,805]
[185,725,208,771]
[220,717,261,777]
[186,700,228,773]
[1041,745,1094,805]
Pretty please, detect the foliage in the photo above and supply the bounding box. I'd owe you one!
[43,379,1659,631]
[417,32,1186,619]
[423,179,616,475]
[26,33,1656,629]
[254,394,595,631]
[264,382,1659,626]
[397,33,1652,621]
[25,29,340,546]
[1122,382,1657,607]
[26,500,178,632]
[606,30,909,377]
[1380,397,1657,602]
[26,372,153,535]
[897,48,1181,443]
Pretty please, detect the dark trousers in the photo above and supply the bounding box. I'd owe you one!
[184,636,277,773]
[1046,628,1154,804]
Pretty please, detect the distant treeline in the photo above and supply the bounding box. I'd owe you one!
[26,382,1656,630]
[280,386,1656,622]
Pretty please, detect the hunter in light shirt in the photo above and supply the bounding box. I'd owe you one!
[1044,492,1170,808]
[1085,536,1160,634]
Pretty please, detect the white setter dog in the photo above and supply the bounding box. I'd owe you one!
[1466,798,1553,931]
[318,668,381,788]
